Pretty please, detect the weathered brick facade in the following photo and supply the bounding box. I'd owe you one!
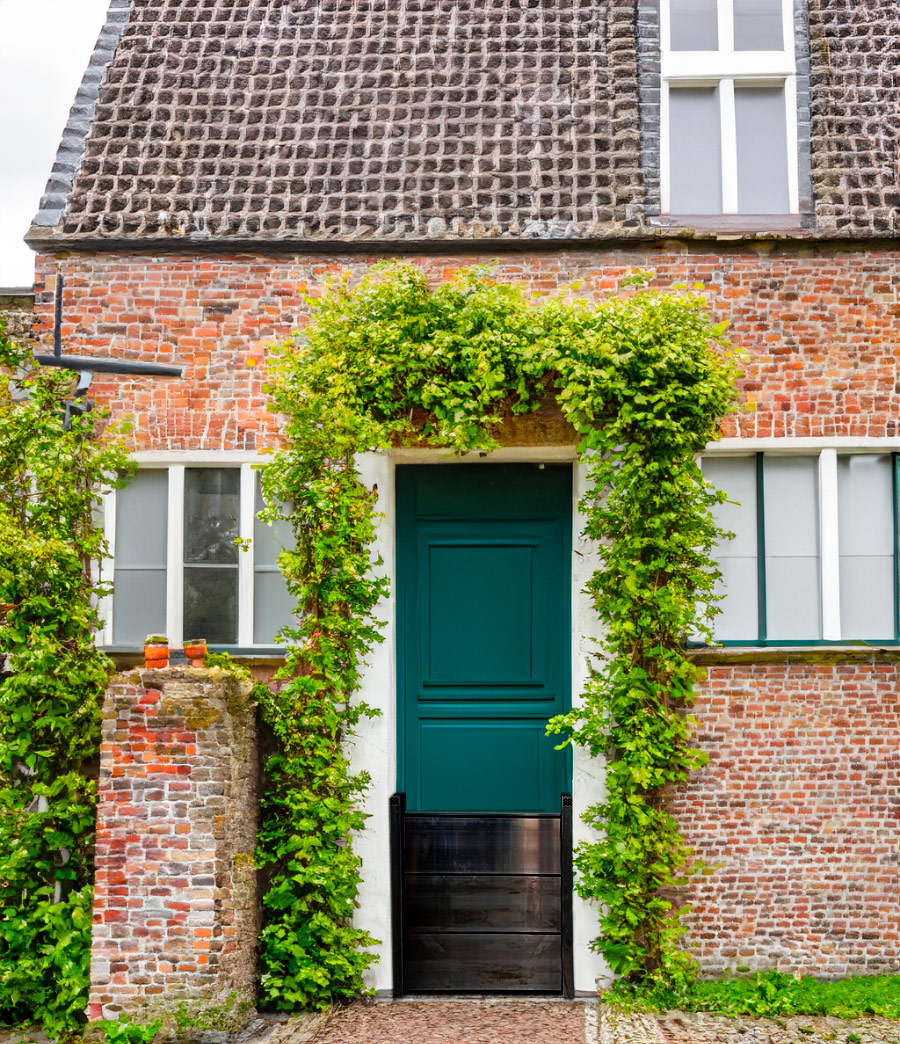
[21,0,900,1002]
[89,669,258,1019]
[31,243,899,980]
[32,245,900,451]
[677,660,900,977]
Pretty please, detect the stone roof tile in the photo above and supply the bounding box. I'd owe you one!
[54,0,623,243]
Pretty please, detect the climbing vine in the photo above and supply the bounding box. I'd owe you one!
[0,328,130,1036]
[260,263,738,1007]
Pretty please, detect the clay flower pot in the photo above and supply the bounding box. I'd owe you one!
[143,635,169,669]
[183,639,208,667]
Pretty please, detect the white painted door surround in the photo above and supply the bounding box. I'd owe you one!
[349,448,609,996]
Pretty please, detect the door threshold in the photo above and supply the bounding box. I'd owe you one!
[375,994,584,1004]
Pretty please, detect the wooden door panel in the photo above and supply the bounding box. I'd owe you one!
[426,542,537,685]
[418,721,561,812]
[403,814,561,875]
[397,464,572,814]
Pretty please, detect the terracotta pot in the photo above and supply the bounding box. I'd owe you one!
[143,634,169,668]
[183,639,207,666]
[143,644,169,669]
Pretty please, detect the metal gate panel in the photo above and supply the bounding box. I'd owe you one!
[391,794,573,996]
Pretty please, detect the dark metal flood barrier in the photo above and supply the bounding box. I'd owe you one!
[390,794,573,996]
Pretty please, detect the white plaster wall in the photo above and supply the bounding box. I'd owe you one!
[350,450,609,995]
[348,452,396,994]
[571,460,612,993]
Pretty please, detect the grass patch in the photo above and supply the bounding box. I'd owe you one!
[612,971,900,1019]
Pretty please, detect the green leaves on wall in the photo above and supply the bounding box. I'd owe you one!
[0,328,131,1036]
[260,263,739,1005]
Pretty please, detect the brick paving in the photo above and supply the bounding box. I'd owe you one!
[312,1001,593,1044]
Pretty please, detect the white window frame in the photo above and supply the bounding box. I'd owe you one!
[100,451,287,650]
[703,439,900,646]
[660,0,799,215]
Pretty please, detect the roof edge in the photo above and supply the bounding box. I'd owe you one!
[24,231,900,257]
[30,0,134,230]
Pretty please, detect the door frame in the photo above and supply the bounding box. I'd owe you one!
[347,447,609,996]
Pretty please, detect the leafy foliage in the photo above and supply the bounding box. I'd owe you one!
[102,1014,162,1044]
[260,263,738,1005]
[173,989,252,1031]
[0,327,130,1037]
[545,285,738,992]
[630,970,900,1020]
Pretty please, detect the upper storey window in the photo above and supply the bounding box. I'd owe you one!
[661,0,799,216]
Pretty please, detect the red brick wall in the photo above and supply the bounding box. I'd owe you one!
[33,245,900,451]
[673,661,900,977]
[89,669,258,1019]
[36,246,900,981]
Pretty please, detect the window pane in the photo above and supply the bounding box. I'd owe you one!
[113,470,167,646]
[184,468,239,564]
[766,557,821,639]
[115,470,167,567]
[838,455,895,640]
[254,478,294,568]
[735,86,789,214]
[734,0,784,50]
[714,557,760,640]
[764,456,821,639]
[254,572,295,645]
[840,558,895,641]
[670,0,719,50]
[705,456,758,556]
[113,571,167,647]
[704,456,758,640]
[668,88,722,214]
[838,455,894,556]
[184,567,238,644]
[254,477,294,644]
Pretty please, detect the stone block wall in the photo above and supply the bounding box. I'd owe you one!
[672,659,900,977]
[0,290,35,344]
[88,667,259,1020]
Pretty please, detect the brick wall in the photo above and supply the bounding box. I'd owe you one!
[36,244,900,983]
[33,246,900,451]
[89,668,258,1019]
[673,660,900,977]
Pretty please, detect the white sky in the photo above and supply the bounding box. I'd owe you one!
[0,0,111,288]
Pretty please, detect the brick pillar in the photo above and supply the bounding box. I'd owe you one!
[88,667,259,1020]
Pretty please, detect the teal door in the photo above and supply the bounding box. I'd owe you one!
[397,464,572,813]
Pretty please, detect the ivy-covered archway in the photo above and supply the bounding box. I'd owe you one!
[255,264,739,1010]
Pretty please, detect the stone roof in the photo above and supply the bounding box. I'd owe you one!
[27,0,900,247]
[34,0,628,244]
